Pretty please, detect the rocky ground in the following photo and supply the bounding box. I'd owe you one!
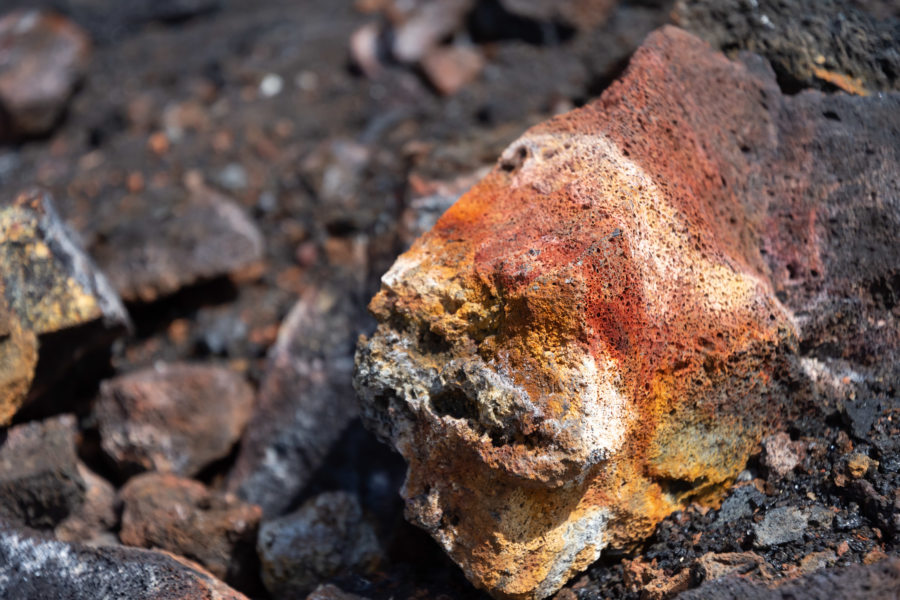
[0,1,897,599]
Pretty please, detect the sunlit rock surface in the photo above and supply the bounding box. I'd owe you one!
[0,190,127,423]
[354,25,900,599]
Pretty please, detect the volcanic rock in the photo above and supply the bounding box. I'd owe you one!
[673,0,900,94]
[693,552,773,584]
[54,462,118,545]
[227,286,363,516]
[752,506,808,548]
[0,189,128,424]
[762,433,805,478]
[257,491,382,599]
[0,414,84,529]
[354,25,900,599]
[679,557,900,600]
[0,10,90,139]
[89,180,264,303]
[119,472,261,585]
[714,485,766,526]
[401,168,491,249]
[0,520,249,600]
[96,362,254,477]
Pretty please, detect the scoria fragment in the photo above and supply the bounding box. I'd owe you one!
[355,26,899,599]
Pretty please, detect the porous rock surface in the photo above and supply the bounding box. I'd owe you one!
[673,0,900,94]
[0,189,127,424]
[0,520,249,600]
[354,25,900,599]
[678,557,900,600]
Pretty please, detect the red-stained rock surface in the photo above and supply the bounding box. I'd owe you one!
[119,472,261,586]
[96,362,254,477]
[355,25,900,599]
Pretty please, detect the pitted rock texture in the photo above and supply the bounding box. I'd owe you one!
[354,25,900,599]
[673,0,900,95]
[0,520,249,600]
[0,189,128,423]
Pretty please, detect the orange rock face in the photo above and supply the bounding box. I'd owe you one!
[355,27,802,599]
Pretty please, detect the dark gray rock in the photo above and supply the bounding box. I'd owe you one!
[752,506,808,548]
[0,414,85,529]
[678,557,900,600]
[89,182,263,303]
[257,491,381,600]
[674,0,900,93]
[715,485,766,526]
[0,520,249,599]
[227,286,364,517]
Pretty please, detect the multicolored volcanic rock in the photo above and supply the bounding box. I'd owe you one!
[354,25,900,600]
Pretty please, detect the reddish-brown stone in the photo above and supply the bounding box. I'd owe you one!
[119,472,261,586]
[0,10,90,138]
[354,25,900,599]
[55,462,118,545]
[96,362,254,477]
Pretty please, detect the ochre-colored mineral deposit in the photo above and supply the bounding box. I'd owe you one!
[0,190,127,424]
[354,26,806,599]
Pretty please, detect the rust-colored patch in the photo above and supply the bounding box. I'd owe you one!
[812,67,870,96]
[355,26,806,599]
